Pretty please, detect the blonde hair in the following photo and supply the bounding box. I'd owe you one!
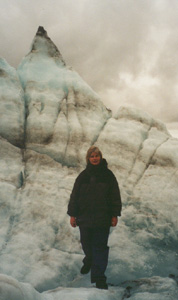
[86,146,103,163]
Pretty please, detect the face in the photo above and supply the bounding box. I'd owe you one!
[89,152,101,165]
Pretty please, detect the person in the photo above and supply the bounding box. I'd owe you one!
[67,146,122,290]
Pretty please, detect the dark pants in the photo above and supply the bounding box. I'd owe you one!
[79,226,110,283]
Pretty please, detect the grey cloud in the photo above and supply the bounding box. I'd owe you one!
[0,0,178,129]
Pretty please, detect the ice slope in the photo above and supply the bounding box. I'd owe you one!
[17,26,111,167]
[98,107,178,283]
[0,27,178,299]
[0,58,24,147]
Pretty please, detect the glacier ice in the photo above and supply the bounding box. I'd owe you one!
[0,274,42,300]
[0,26,178,299]
[17,27,111,167]
[0,58,24,147]
[0,274,177,300]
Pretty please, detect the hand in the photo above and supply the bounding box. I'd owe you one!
[70,216,77,228]
[111,216,118,227]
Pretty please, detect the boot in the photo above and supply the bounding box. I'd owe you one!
[80,263,91,274]
[96,279,108,290]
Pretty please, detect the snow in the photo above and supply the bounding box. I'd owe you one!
[0,274,177,300]
[0,27,178,299]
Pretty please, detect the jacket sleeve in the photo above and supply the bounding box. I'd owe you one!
[109,172,122,217]
[67,175,81,217]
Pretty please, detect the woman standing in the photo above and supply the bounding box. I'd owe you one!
[67,146,122,289]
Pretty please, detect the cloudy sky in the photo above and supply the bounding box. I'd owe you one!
[1,0,178,137]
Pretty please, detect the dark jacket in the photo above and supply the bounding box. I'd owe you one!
[67,159,122,227]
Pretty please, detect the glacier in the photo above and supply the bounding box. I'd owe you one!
[0,26,177,299]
